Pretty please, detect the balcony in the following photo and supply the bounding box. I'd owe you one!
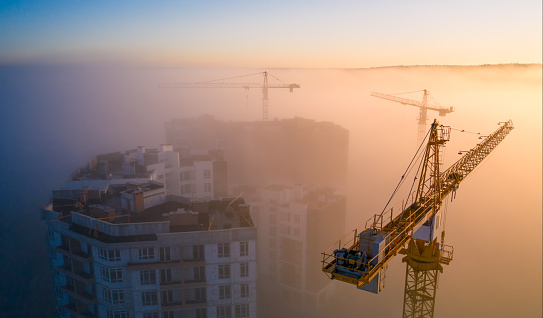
[127,260,181,271]
[159,280,183,290]
[56,246,92,263]
[159,279,207,290]
[58,264,73,275]
[182,258,206,266]
[161,299,207,310]
[60,285,97,305]
[64,305,97,318]
[73,271,95,284]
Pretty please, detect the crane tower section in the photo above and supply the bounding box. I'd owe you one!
[321,120,514,294]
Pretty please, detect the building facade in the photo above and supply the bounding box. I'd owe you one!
[143,146,228,201]
[248,184,346,318]
[43,187,256,318]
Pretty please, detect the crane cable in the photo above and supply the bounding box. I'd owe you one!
[449,127,489,135]
[194,71,287,85]
[267,72,287,84]
[195,72,264,84]
[373,128,431,228]
[396,144,427,231]
[386,90,425,95]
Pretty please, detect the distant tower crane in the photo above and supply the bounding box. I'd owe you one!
[161,71,300,121]
[371,90,454,142]
[322,119,514,317]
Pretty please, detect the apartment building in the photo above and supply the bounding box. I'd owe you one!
[165,115,349,190]
[247,184,346,318]
[43,182,256,318]
[140,145,227,201]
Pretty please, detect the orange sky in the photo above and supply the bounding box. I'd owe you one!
[1,1,541,67]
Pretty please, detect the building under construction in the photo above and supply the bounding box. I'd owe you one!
[165,115,349,191]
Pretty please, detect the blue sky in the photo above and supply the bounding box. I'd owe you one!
[1,0,541,67]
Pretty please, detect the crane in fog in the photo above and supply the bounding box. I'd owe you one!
[161,71,300,121]
[371,90,454,143]
[322,119,513,317]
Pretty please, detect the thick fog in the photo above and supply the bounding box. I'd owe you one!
[0,64,541,317]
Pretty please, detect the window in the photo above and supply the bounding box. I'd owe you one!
[100,266,123,283]
[218,243,230,258]
[294,227,300,237]
[204,183,212,192]
[160,268,172,283]
[161,290,173,305]
[106,309,129,318]
[140,270,157,285]
[240,242,249,257]
[240,263,249,278]
[185,184,194,194]
[240,284,249,298]
[66,276,74,290]
[99,249,121,262]
[235,304,249,318]
[270,238,277,249]
[139,248,154,260]
[219,285,231,300]
[218,264,230,279]
[270,226,276,237]
[48,227,55,240]
[160,247,171,262]
[280,212,290,222]
[204,170,211,179]
[182,171,193,181]
[196,308,207,318]
[142,291,158,306]
[217,306,232,318]
[294,214,301,224]
[143,313,159,318]
[162,312,174,318]
[194,266,206,282]
[270,214,277,225]
[103,288,125,305]
[193,245,205,260]
[280,224,290,235]
[195,287,207,302]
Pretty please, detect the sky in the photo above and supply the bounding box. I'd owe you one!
[1,0,541,68]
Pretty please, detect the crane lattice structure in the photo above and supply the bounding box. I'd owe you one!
[371,90,454,143]
[322,119,513,317]
[161,71,300,121]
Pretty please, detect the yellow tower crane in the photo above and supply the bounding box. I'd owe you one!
[161,71,300,121]
[322,119,514,317]
[371,90,454,143]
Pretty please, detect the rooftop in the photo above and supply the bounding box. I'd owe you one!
[44,183,253,243]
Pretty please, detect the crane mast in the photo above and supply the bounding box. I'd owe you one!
[161,71,300,121]
[321,119,514,310]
